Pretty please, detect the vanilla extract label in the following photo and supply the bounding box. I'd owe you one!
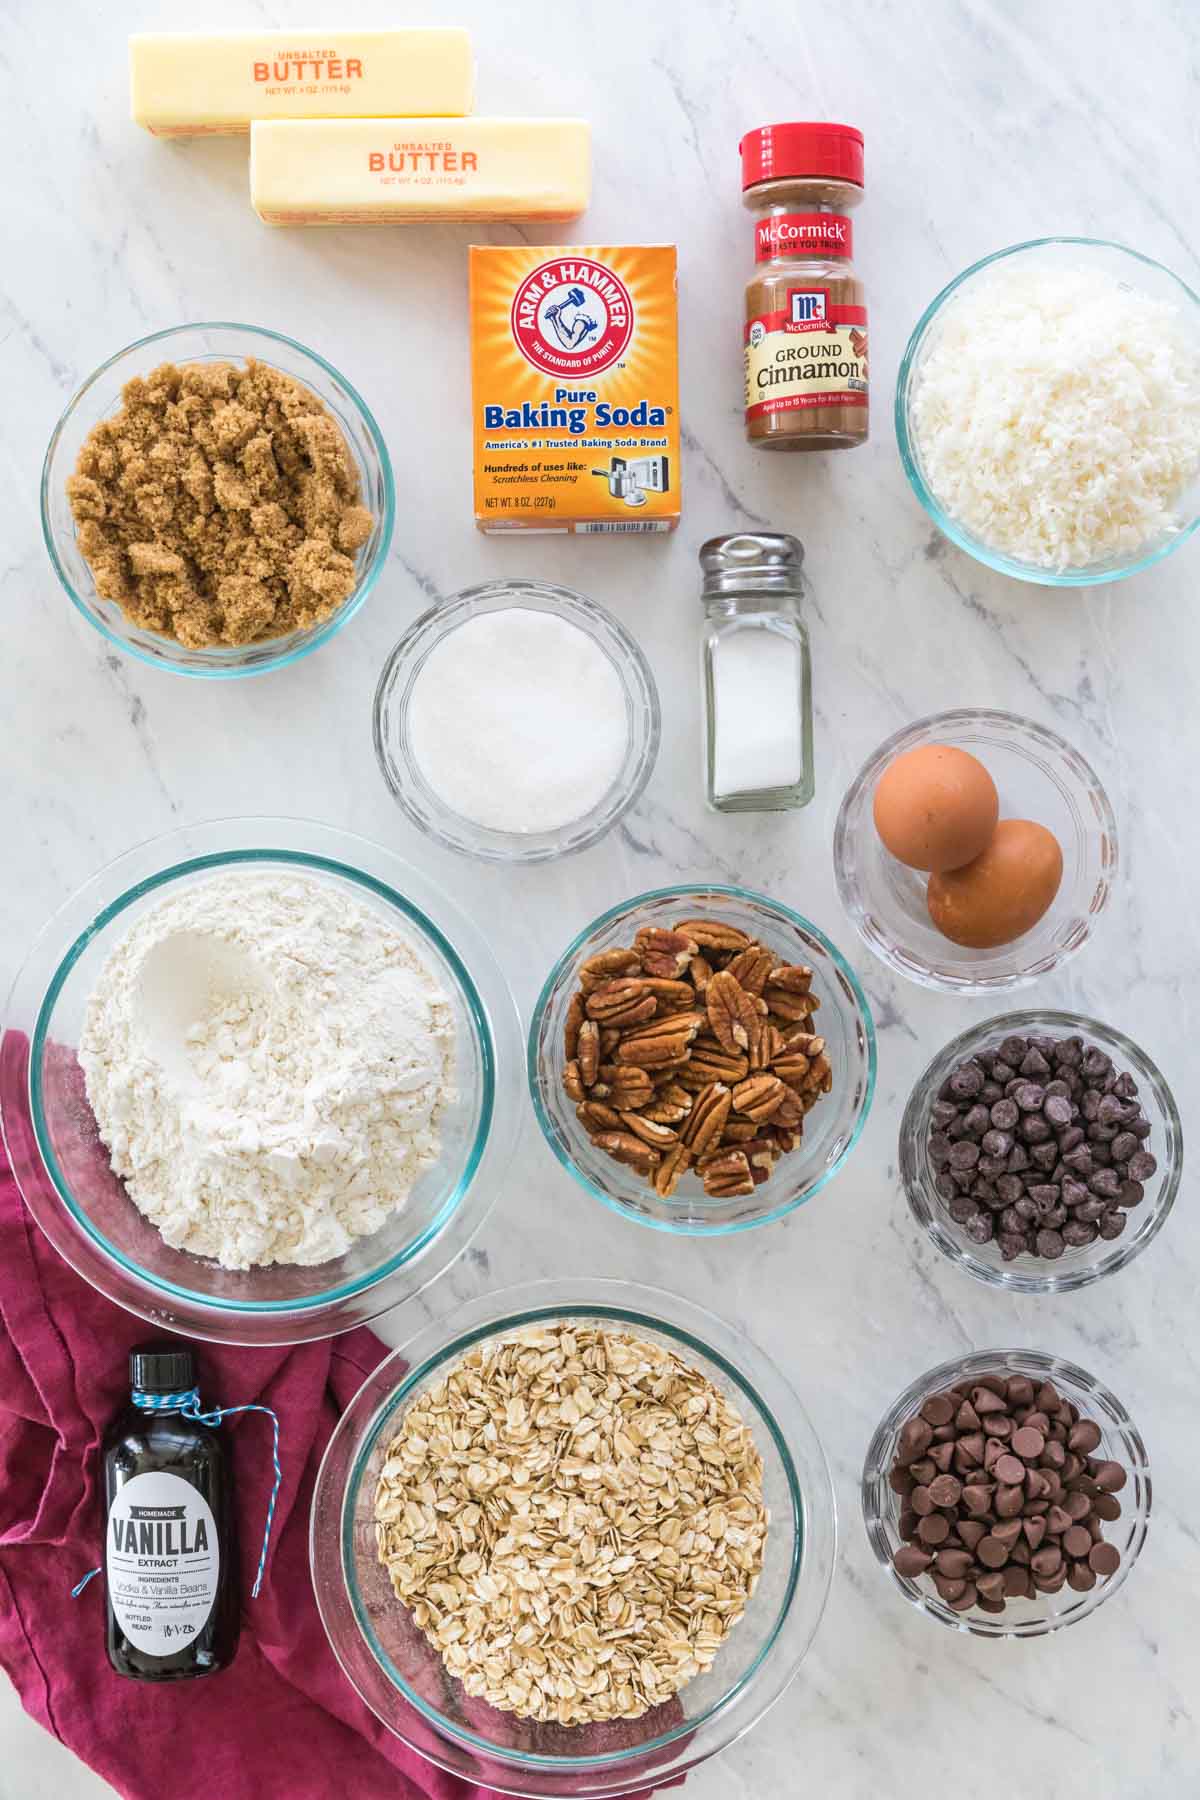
[106,1470,220,1656]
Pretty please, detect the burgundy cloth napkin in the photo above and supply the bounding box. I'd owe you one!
[0,1126,683,1800]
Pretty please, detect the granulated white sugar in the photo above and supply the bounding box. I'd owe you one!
[407,606,628,834]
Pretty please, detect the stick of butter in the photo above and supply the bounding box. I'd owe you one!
[130,29,474,137]
[250,118,590,226]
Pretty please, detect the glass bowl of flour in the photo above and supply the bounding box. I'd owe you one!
[0,819,521,1344]
[373,580,661,862]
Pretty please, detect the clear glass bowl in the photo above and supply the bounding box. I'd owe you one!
[41,322,395,677]
[310,1278,836,1797]
[896,238,1200,585]
[833,709,1117,993]
[0,819,520,1345]
[899,1009,1182,1295]
[862,1348,1150,1637]
[373,580,660,863]
[528,886,876,1235]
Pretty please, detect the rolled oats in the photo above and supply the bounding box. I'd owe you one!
[373,1325,768,1726]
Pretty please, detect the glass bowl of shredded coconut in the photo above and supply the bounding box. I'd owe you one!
[373,580,661,862]
[0,819,520,1344]
[310,1278,836,1796]
[898,239,1200,585]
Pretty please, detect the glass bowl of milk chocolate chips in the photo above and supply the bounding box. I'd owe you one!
[310,1279,835,1797]
[42,322,394,677]
[835,708,1118,993]
[863,1349,1150,1638]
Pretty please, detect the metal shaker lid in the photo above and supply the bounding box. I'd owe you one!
[699,532,805,598]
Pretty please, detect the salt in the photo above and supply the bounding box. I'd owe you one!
[407,606,629,834]
[711,625,804,798]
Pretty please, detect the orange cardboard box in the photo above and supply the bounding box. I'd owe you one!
[469,244,680,534]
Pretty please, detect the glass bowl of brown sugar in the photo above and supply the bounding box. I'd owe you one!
[41,322,394,678]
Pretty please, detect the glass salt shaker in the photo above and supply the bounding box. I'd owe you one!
[701,532,814,812]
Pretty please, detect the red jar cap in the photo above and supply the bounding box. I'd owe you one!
[740,122,864,190]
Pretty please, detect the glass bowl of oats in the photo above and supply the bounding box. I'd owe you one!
[528,885,877,1235]
[310,1278,836,1796]
[41,322,394,678]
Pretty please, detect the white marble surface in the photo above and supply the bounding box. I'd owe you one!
[3,0,1198,1795]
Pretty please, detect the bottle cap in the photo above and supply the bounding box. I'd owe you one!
[700,532,805,599]
[740,122,864,190]
[130,1343,196,1394]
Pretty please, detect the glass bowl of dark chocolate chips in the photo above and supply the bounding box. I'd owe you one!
[899,1011,1182,1294]
[862,1350,1150,1637]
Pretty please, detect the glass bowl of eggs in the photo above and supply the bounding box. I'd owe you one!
[833,710,1118,994]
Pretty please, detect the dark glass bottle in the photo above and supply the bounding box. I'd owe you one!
[102,1344,240,1681]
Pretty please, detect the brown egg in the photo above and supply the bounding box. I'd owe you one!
[927,820,1064,949]
[872,744,999,873]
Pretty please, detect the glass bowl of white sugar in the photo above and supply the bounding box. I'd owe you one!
[373,580,661,862]
[0,818,521,1345]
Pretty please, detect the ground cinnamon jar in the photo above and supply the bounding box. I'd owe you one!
[741,122,868,451]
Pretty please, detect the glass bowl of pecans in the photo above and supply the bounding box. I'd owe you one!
[861,1349,1151,1637]
[310,1277,837,1796]
[527,885,877,1234]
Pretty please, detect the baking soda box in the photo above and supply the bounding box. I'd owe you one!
[469,244,680,533]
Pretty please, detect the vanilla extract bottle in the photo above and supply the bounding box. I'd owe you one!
[102,1344,240,1681]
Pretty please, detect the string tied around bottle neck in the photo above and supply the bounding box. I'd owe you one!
[71,1385,282,1602]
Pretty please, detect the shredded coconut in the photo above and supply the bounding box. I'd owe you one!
[910,263,1200,568]
[79,871,456,1270]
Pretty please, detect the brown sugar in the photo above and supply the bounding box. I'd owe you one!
[66,359,375,648]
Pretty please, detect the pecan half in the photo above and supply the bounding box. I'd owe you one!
[634,927,696,978]
[597,1064,655,1109]
[678,1044,749,1087]
[772,1051,811,1089]
[589,1131,661,1176]
[706,971,759,1055]
[577,1020,600,1086]
[562,1060,585,1104]
[699,1149,755,1198]
[724,946,776,995]
[653,1143,693,1198]
[731,1073,788,1122]
[771,1088,805,1130]
[764,986,821,1023]
[564,992,584,1060]
[585,978,656,1027]
[640,978,696,1012]
[689,953,715,992]
[767,963,815,994]
[577,1100,622,1132]
[579,948,641,993]
[618,1110,679,1149]
[642,1093,693,1125]
[615,1012,703,1066]
[673,919,752,953]
[616,1027,699,1068]
[679,1082,732,1155]
[750,1023,785,1071]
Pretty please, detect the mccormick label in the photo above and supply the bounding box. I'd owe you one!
[754,211,854,261]
[469,244,681,534]
[106,1471,219,1657]
[744,287,868,420]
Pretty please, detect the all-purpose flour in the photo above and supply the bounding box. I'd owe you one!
[79,871,456,1271]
